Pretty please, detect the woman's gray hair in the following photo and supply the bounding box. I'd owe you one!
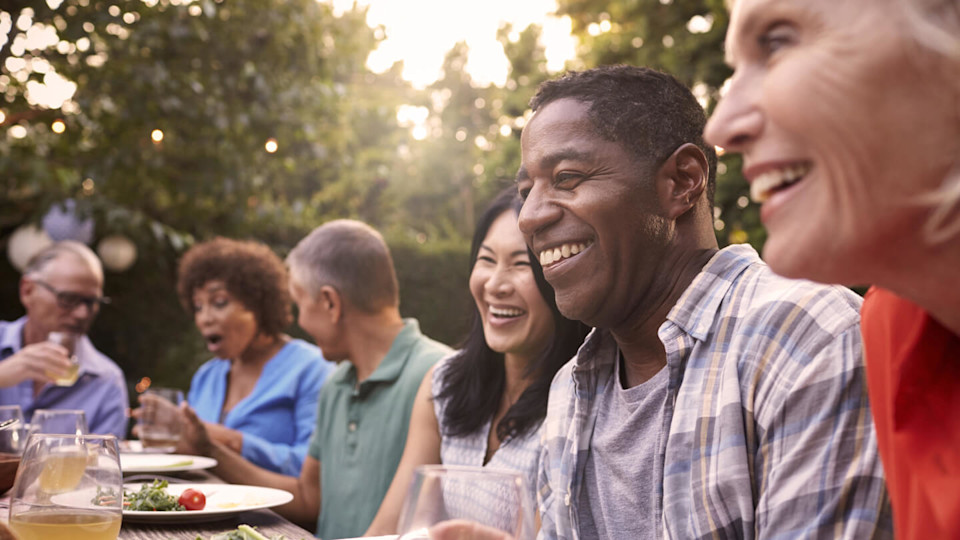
[896,0,960,243]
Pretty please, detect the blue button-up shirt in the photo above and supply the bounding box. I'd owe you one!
[0,317,129,438]
[537,245,892,539]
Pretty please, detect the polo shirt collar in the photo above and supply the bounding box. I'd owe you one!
[330,318,423,387]
[666,244,759,341]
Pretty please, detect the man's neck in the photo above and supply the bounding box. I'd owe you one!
[344,309,406,383]
[21,319,45,348]
[611,247,717,388]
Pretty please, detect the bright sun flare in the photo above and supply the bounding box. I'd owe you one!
[328,0,576,88]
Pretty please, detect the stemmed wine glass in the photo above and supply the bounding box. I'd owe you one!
[397,465,534,540]
[8,433,123,540]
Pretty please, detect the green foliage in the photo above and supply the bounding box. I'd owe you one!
[0,0,468,400]
[1,0,773,406]
[389,237,472,347]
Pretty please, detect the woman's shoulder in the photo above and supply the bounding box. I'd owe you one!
[192,356,230,380]
[278,338,325,360]
[430,350,466,388]
[267,339,335,380]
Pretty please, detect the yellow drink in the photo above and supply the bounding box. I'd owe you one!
[51,360,80,386]
[38,452,88,493]
[140,430,180,452]
[10,510,121,540]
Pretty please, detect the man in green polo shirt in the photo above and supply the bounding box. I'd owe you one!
[180,220,451,539]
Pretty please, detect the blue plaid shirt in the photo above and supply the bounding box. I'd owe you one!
[537,245,892,539]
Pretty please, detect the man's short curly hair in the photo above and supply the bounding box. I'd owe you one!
[529,65,718,205]
[177,237,292,337]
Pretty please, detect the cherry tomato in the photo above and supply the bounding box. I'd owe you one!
[178,488,206,511]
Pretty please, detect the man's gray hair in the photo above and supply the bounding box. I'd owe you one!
[286,220,399,313]
[24,240,104,282]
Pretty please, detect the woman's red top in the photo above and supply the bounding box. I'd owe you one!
[861,287,960,538]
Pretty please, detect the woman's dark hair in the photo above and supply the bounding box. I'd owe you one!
[177,237,292,338]
[436,188,590,442]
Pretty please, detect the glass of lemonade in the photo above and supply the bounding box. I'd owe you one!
[138,388,185,453]
[46,331,81,386]
[8,433,123,540]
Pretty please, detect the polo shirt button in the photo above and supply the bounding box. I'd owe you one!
[348,421,358,432]
[564,492,571,506]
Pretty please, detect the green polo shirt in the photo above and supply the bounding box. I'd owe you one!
[308,318,451,540]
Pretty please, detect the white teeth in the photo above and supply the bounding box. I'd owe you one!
[538,242,590,267]
[751,164,811,203]
[490,307,524,318]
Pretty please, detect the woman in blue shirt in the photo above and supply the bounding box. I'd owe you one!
[175,237,334,476]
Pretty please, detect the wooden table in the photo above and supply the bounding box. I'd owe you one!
[119,507,313,539]
[118,469,315,540]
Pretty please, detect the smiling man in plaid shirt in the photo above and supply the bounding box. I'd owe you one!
[510,66,892,540]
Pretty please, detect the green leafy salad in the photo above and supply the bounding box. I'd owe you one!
[196,524,300,540]
[124,479,185,511]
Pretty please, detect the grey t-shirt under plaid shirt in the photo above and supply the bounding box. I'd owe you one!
[578,357,668,540]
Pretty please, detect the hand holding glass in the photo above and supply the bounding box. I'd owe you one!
[8,434,123,540]
[138,388,185,453]
[45,332,80,386]
[397,465,533,540]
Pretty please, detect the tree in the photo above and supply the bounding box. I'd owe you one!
[0,0,415,390]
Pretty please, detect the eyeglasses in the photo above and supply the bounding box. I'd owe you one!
[32,280,111,311]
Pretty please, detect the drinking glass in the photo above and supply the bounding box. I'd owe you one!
[8,433,123,540]
[137,387,184,453]
[397,465,534,540]
[0,405,25,455]
[46,331,81,386]
[28,409,88,438]
[0,405,25,494]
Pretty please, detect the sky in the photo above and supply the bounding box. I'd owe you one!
[328,0,577,88]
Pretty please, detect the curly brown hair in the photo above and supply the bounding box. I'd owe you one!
[176,237,292,337]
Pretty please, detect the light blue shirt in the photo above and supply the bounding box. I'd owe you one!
[188,339,334,476]
[0,317,129,438]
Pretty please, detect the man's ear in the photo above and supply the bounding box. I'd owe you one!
[19,276,34,307]
[656,143,709,220]
[319,285,342,325]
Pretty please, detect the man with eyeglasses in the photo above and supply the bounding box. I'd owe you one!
[0,241,128,437]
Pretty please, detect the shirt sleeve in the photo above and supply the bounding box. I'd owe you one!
[90,371,130,439]
[754,324,893,539]
[239,358,333,475]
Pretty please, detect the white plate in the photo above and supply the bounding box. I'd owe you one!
[121,482,294,523]
[120,453,218,473]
